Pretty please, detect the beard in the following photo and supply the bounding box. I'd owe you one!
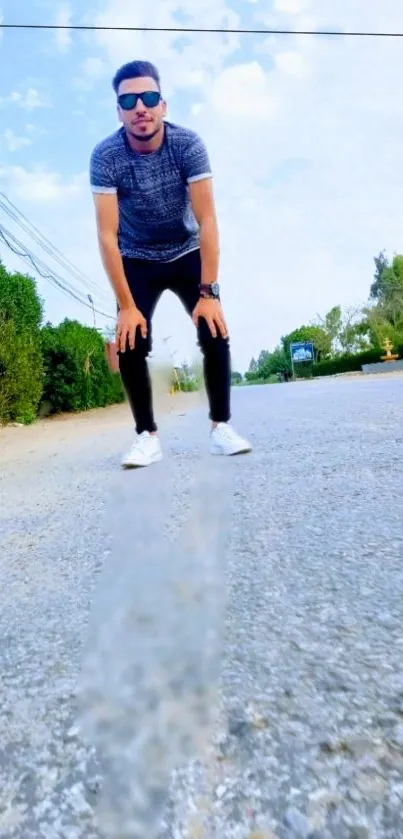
[129,122,163,143]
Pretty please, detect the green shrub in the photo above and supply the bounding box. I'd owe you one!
[231,371,243,385]
[41,319,125,413]
[108,370,127,403]
[0,265,44,424]
[171,364,201,393]
[293,361,314,379]
[244,374,278,385]
[178,378,200,392]
[312,345,403,377]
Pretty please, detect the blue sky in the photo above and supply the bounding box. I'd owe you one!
[1,0,403,371]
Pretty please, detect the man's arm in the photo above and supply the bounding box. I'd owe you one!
[189,178,220,288]
[93,193,147,351]
[93,193,135,310]
[189,177,227,339]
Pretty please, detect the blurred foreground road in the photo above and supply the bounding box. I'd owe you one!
[1,377,403,839]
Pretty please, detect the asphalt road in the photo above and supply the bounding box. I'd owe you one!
[1,378,403,839]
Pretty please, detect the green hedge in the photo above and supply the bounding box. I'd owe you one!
[0,264,125,424]
[0,265,44,424]
[41,319,125,413]
[244,374,279,385]
[312,346,403,377]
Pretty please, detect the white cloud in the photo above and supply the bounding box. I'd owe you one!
[55,5,72,52]
[1,130,32,152]
[274,0,309,14]
[184,1,403,367]
[74,57,108,92]
[0,89,48,111]
[259,0,403,32]
[23,89,48,111]
[210,62,278,120]
[87,0,241,96]
[26,123,48,140]
[0,166,85,202]
[82,57,107,83]
[274,50,310,78]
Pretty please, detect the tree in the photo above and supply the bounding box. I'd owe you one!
[370,252,403,312]
[317,304,367,355]
[231,371,243,385]
[362,304,403,350]
[281,325,332,361]
[0,262,43,333]
[261,346,290,377]
[0,264,44,424]
[370,250,389,300]
[41,319,124,412]
[245,346,291,381]
[337,307,370,354]
[257,349,270,369]
[323,305,342,348]
[248,356,258,373]
[365,253,403,346]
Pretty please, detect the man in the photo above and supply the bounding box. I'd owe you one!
[90,60,252,468]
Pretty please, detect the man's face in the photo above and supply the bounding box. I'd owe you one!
[117,76,166,142]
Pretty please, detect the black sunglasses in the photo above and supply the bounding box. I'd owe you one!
[117,91,162,111]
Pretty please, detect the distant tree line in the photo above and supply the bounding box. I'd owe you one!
[244,251,403,384]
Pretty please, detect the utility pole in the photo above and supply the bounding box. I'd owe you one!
[88,294,96,329]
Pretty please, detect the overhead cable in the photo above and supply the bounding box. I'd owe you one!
[0,223,114,320]
[1,22,403,38]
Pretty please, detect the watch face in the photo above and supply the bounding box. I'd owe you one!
[211,282,220,296]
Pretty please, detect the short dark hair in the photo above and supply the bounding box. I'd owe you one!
[112,61,161,94]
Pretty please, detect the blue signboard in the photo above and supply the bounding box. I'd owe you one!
[290,342,315,363]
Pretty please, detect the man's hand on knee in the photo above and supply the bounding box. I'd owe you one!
[192,298,228,339]
[116,305,148,352]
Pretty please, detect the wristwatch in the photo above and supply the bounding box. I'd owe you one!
[199,282,220,299]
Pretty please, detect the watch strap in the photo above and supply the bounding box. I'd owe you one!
[199,282,220,299]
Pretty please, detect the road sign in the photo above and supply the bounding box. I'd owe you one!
[290,342,315,363]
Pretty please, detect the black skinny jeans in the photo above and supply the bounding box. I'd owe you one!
[118,249,231,434]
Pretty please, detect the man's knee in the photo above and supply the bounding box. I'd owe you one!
[118,334,151,368]
[198,320,229,354]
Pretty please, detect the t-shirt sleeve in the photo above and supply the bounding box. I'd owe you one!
[90,145,117,194]
[182,133,212,184]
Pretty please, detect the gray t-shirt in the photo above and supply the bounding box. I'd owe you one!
[90,121,212,262]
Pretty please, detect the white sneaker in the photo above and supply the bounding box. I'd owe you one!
[121,431,163,469]
[210,423,252,456]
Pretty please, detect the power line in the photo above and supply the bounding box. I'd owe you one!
[0,192,111,301]
[0,222,114,318]
[0,193,111,306]
[0,223,115,320]
[1,23,403,38]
